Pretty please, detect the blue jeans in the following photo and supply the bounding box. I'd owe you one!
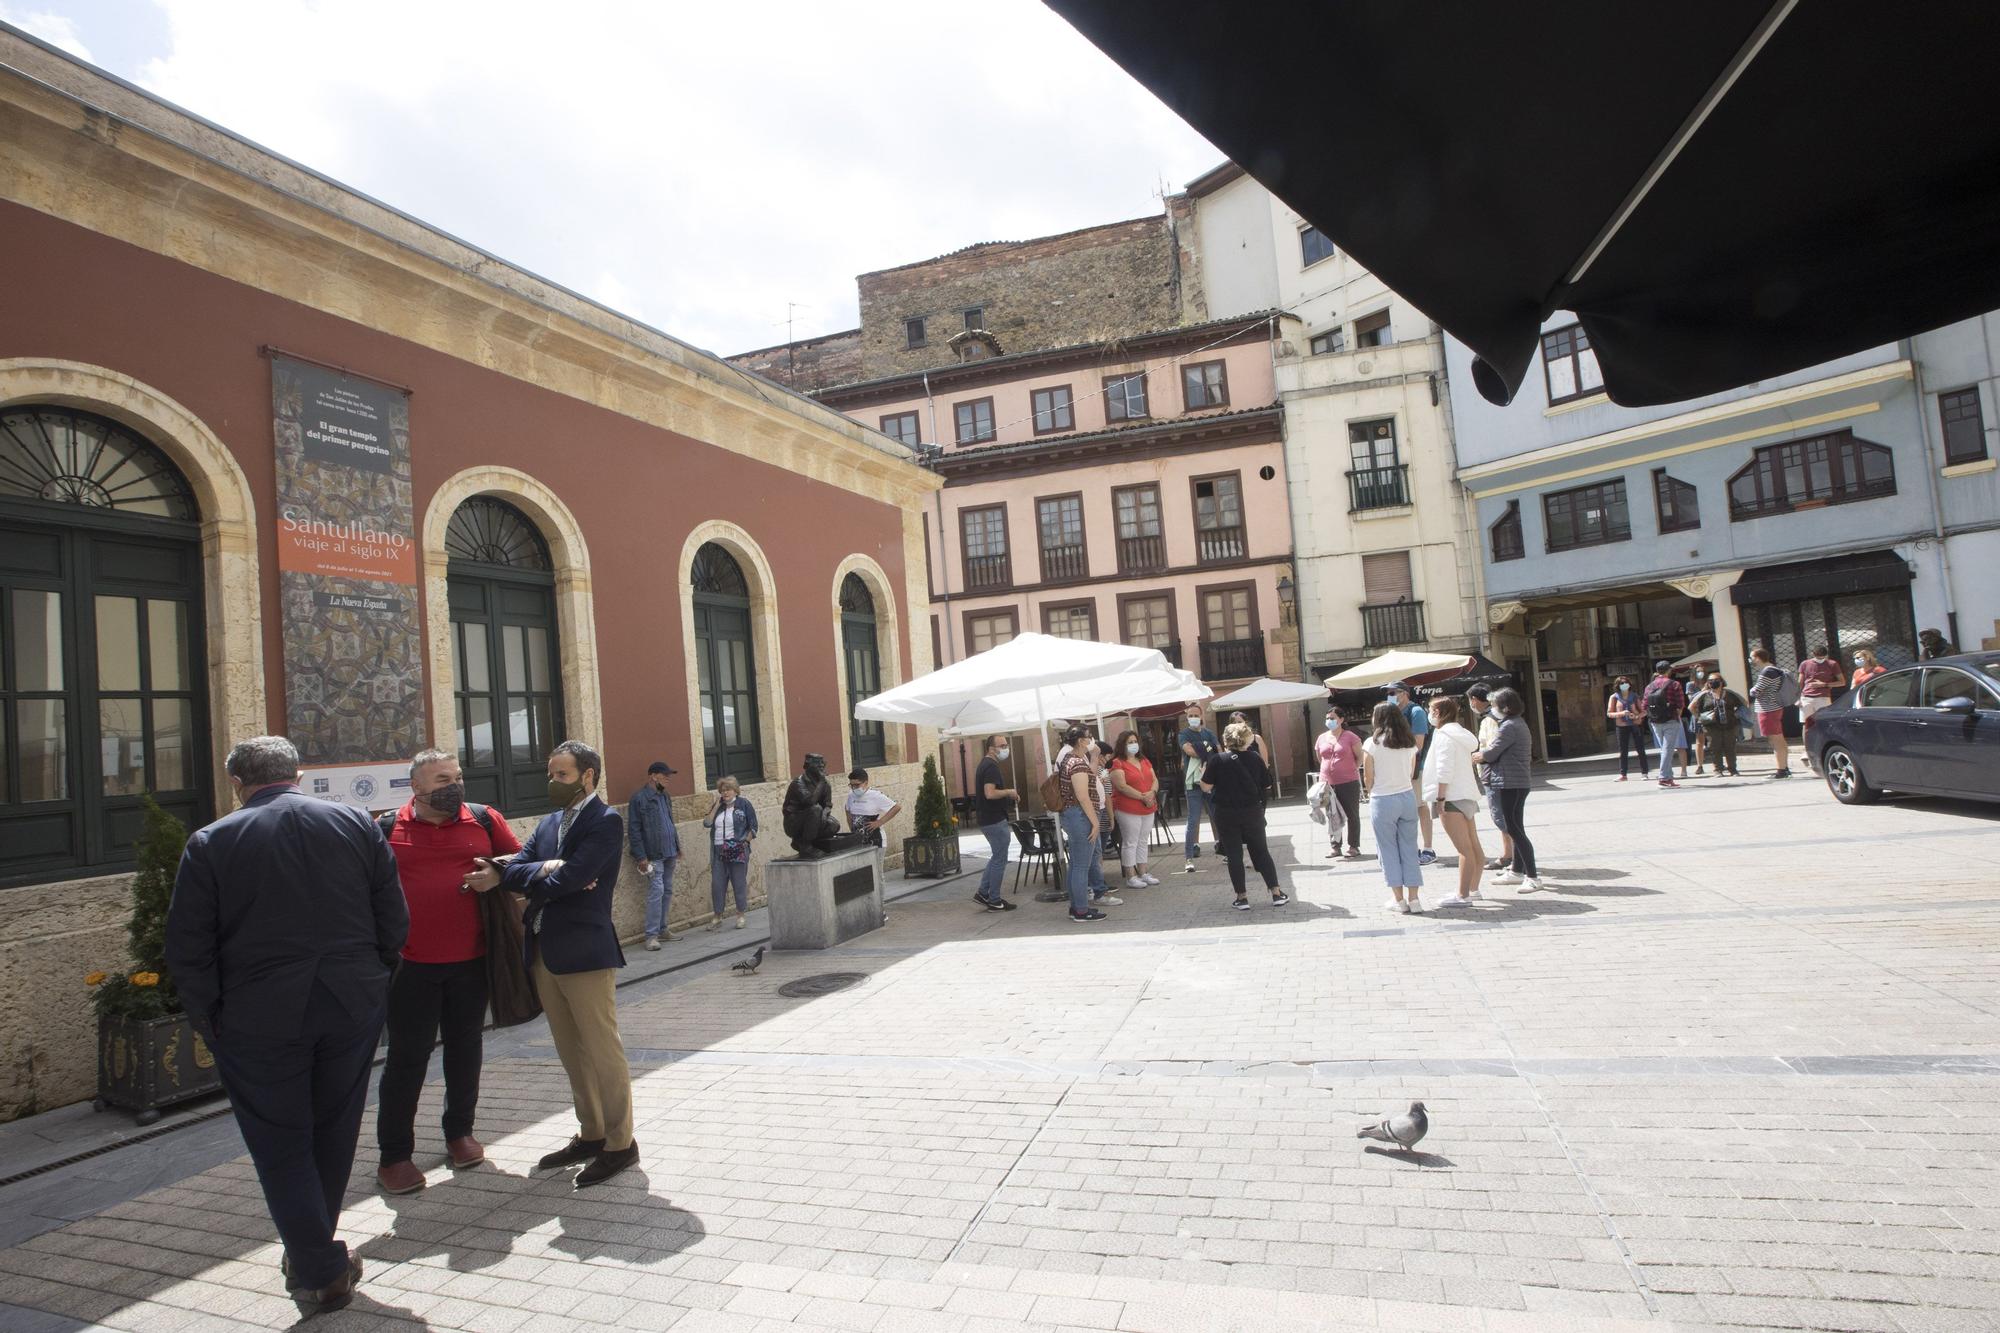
[643,855,676,937]
[1370,789,1423,888]
[1183,786,1210,857]
[978,820,1010,903]
[1651,721,1686,780]
[1059,804,1103,913]
[710,847,748,916]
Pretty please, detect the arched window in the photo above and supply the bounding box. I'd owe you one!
[447,497,563,814]
[0,407,208,886]
[692,543,762,785]
[841,573,885,766]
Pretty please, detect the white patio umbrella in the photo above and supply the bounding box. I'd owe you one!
[1671,644,1719,670]
[1208,677,1331,709]
[1323,649,1471,692]
[937,666,1210,738]
[855,633,1186,768]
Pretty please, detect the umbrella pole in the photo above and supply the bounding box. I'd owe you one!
[1035,683,1067,903]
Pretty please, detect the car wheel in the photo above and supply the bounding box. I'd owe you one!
[1823,746,1879,805]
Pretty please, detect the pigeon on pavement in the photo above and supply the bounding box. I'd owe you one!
[1356,1101,1427,1150]
[731,946,764,976]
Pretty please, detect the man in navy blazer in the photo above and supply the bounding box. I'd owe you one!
[165,735,408,1312]
[467,738,637,1186]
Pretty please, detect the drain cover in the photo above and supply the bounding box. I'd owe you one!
[776,972,870,998]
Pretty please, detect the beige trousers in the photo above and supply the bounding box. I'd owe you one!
[532,956,634,1152]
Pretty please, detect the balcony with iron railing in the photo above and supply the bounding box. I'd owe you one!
[1597,625,1647,659]
[1195,523,1246,564]
[1199,636,1267,679]
[962,551,1012,593]
[1360,600,1426,648]
[1347,463,1411,512]
[1116,532,1167,575]
[1038,543,1088,584]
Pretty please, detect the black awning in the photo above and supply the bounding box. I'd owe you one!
[1731,550,1913,606]
[1047,1,2000,407]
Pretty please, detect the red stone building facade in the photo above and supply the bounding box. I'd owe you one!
[0,32,937,1119]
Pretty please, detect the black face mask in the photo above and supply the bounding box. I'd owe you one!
[425,781,465,818]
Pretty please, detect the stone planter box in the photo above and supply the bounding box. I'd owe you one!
[901,836,960,878]
[97,1012,221,1124]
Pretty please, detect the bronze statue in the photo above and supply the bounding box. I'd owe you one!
[782,753,862,857]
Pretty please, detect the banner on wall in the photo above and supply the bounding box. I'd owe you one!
[271,353,427,765]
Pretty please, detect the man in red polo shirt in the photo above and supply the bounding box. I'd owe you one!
[374,748,520,1194]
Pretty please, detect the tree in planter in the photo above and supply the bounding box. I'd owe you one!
[911,756,954,841]
[85,795,188,1020]
[903,756,960,878]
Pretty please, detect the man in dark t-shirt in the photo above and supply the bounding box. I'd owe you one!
[972,735,1019,911]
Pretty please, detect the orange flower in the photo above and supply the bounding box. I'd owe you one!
[130,972,160,988]
[84,971,108,986]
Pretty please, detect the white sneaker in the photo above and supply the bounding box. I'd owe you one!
[1465,890,1485,902]
[1409,894,1425,914]
[1141,874,1161,886]
[644,936,661,951]
[1523,877,1544,893]
[1436,896,1464,908]
[1126,876,1148,890]
[1493,869,1523,885]
[1183,862,1198,874]
[1094,894,1123,906]
[1385,899,1405,913]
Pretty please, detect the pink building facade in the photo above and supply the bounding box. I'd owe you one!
[820,316,1307,796]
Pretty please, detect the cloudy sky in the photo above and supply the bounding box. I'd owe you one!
[3,0,1220,356]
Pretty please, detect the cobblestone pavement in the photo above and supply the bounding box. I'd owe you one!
[3,767,1999,1331]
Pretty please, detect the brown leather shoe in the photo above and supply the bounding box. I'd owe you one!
[376,1160,426,1195]
[305,1250,361,1312]
[446,1136,485,1169]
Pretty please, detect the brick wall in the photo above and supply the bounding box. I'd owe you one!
[729,327,865,394]
[856,216,1183,379]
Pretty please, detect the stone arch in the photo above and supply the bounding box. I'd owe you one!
[0,358,265,800]
[678,520,786,790]
[422,467,604,775]
[829,553,907,768]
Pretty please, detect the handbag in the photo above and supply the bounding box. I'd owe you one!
[720,836,751,864]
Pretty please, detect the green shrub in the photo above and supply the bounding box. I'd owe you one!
[88,795,188,1021]
[911,755,954,840]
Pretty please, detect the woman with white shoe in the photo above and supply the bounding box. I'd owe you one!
[1108,730,1161,890]
[1362,701,1424,914]
[1473,688,1542,893]
[1421,697,1485,906]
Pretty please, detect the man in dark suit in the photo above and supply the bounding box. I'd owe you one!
[164,735,408,1312]
[466,738,636,1186]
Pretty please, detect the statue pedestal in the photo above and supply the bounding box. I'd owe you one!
[767,845,884,950]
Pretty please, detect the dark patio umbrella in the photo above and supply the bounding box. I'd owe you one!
[1412,655,1515,701]
[1047,1,2000,406]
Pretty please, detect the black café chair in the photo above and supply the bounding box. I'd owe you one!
[1010,819,1054,891]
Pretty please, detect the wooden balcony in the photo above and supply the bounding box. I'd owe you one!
[1199,636,1266,679]
[1039,543,1088,583]
[963,552,1012,593]
[1195,523,1246,564]
[1116,532,1166,575]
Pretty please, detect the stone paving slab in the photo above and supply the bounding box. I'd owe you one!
[0,771,1996,1330]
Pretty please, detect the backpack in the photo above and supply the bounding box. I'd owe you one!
[379,802,497,845]
[1037,768,1067,814]
[1642,677,1679,724]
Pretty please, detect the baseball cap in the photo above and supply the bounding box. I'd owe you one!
[646,760,676,776]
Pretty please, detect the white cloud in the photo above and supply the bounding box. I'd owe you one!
[117,0,1217,353]
[1,4,94,60]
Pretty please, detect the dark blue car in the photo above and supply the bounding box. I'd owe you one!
[1805,653,2000,805]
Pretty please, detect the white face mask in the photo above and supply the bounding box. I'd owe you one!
[995,746,1010,761]
[1325,718,1339,730]
[1618,684,1630,693]
[1125,742,1140,757]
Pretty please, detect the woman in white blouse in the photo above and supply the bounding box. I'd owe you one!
[1421,696,1485,905]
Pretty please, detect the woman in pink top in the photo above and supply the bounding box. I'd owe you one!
[1314,708,1363,860]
